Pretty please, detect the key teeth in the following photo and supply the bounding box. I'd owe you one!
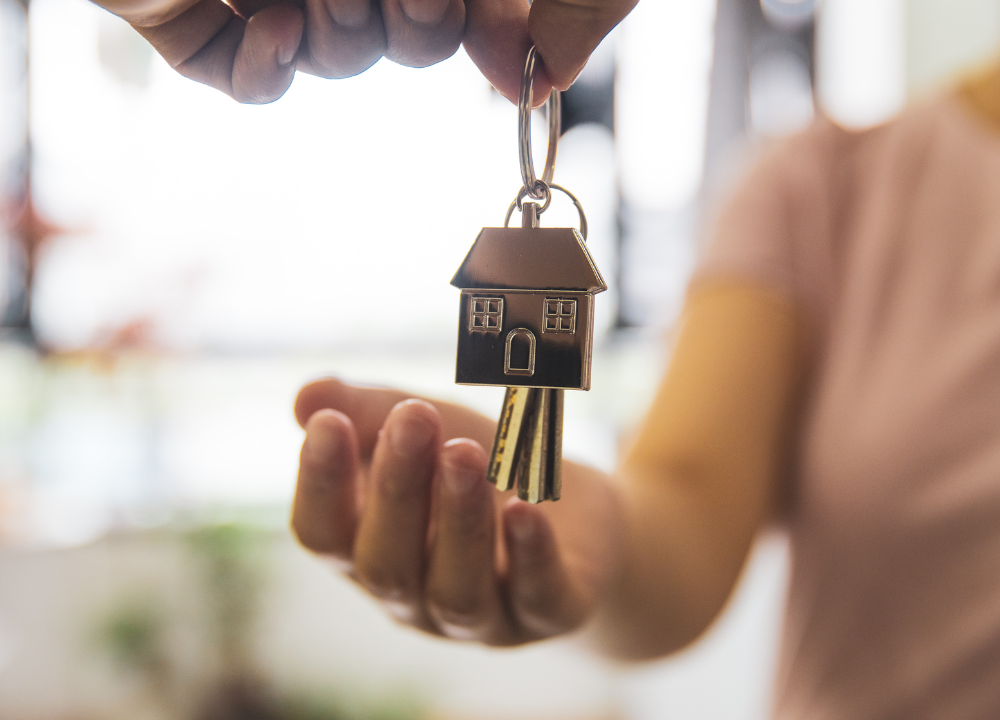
[488,387,532,492]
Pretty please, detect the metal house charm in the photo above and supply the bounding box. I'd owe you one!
[450,46,605,503]
[450,215,606,391]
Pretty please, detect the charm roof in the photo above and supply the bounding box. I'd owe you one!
[450,227,607,293]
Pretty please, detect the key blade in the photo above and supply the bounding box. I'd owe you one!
[488,386,536,491]
[519,388,550,503]
[545,389,564,501]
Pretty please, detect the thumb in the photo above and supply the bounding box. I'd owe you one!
[462,0,636,102]
[529,0,638,90]
[461,0,538,103]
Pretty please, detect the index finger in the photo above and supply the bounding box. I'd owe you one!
[294,378,497,454]
[131,0,304,103]
[291,408,360,560]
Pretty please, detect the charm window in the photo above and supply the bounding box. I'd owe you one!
[470,297,504,332]
[543,298,577,334]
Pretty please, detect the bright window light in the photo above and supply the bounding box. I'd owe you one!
[816,0,906,129]
[28,0,528,352]
[616,0,716,211]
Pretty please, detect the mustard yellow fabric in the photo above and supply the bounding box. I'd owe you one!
[959,61,1000,131]
[625,279,802,512]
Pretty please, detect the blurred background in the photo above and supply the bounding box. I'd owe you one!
[0,0,998,718]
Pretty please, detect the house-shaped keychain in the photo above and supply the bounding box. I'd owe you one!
[451,223,606,390]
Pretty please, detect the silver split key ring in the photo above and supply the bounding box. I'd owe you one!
[508,46,588,239]
[518,45,561,198]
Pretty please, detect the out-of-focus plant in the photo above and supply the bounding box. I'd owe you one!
[185,521,275,719]
[94,594,174,710]
[92,522,427,720]
[281,689,425,720]
[185,522,268,674]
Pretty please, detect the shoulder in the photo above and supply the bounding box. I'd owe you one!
[696,117,851,294]
[696,97,959,336]
[726,95,960,211]
[707,92,970,246]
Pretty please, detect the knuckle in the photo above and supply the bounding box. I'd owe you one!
[384,7,463,68]
[289,517,349,558]
[511,589,558,630]
[233,76,290,104]
[318,554,354,575]
[386,34,461,69]
[425,589,491,635]
[354,564,417,605]
[382,599,424,627]
[233,88,284,105]
[305,29,385,78]
[308,53,371,79]
[512,592,583,638]
[302,50,342,79]
[348,567,422,627]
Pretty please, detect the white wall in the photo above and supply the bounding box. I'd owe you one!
[907,0,1000,94]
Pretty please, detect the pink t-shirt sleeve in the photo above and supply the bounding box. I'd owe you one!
[696,149,798,293]
[693,121,841,330]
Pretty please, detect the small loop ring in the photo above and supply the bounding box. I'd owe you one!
[519,46,561,194]
[550,183,588,241]
[516,180,551,211]
[503,183,589,241]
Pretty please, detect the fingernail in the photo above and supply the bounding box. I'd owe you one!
[277,36,298,66]
[388,407,436,458]
[443,455,481,494]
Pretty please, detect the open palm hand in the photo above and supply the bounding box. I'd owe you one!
[291,378,624,644]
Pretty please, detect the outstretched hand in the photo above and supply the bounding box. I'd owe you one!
[95,0,637,103]
[291,378,624,644]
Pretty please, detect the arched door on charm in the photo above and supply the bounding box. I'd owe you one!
[504,328,536,376]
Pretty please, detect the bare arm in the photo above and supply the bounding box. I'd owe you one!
[590,280,802,658]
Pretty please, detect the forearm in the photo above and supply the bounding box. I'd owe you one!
[582,280,803,659]
[585,471,765,659]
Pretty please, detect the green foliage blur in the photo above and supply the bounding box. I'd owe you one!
[93,522,426,720]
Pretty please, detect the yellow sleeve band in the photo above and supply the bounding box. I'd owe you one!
[623,279,803,521]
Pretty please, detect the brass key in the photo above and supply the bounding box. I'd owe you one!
[487,386,563,502]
